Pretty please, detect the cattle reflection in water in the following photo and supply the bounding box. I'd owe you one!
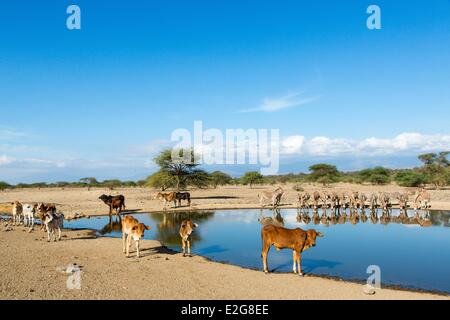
[99,215,123,235]
[151,211,214,247]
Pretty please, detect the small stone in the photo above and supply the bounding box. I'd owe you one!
[165,257,169,261]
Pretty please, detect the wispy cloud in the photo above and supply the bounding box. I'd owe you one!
[0,128,29,141]
[240,91,318,113]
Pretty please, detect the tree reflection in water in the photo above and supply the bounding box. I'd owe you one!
[150,211,215,246]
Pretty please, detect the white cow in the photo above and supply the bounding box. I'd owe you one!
[23,203,37,227]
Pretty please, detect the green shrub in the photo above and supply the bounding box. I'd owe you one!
[395,171,427,187]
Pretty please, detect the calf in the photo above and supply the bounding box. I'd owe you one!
[43,212,64,242]
[175,192,191,207]
[179,219,198,257]
[99,194,126,217]
[261,224,323,276]
[23,203,38,227]
[155,192,177,209]
[121,215,152,258]
[37,203,57,231]
[11,201,23,225]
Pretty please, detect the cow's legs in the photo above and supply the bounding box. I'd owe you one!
[187,240,191,257]
[136,240,140,258]
[126,234,132,257]
[292,250,297,273]
[181,240,186,256]
[57,228,61,241]
[262,244,270,273]
[296,250,303,276]
[122,232,126,253]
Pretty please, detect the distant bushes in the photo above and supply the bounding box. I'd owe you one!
[1,152,449,191]
[395,171,428,187]
[357,167,391,185]
[0,181,12,190]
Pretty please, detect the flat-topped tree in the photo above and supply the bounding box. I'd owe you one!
[154,149,201,191]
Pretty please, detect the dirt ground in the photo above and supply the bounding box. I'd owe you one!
[0,223,447,300]
[1,183,449,218]
[0,184,449,300]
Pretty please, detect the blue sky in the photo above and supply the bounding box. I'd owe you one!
[0,0,449,183]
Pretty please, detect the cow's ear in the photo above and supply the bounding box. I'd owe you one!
[316,231,324,238]
[145,225,152,230]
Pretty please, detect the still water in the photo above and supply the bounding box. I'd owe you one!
[64,209,450,294]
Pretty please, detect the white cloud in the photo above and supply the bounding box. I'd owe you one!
[281,135,305,154]
[240,92,318,113]
[280,132,450,157]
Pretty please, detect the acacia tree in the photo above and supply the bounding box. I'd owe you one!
[153,149,201,190]
[308,164,340,185]
[145,170,176,191]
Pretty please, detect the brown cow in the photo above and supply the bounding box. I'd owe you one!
[37,203,57,231]
[155,192,177,209]
[261,225,323,276]
[99,194,126,217]
[179,219,198,257]
[121,215,151,258]
[11,201,23,226]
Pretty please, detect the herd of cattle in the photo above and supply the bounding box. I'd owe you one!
[10,201,64,241]
[7,193,197,260]
[5,186,433,275]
